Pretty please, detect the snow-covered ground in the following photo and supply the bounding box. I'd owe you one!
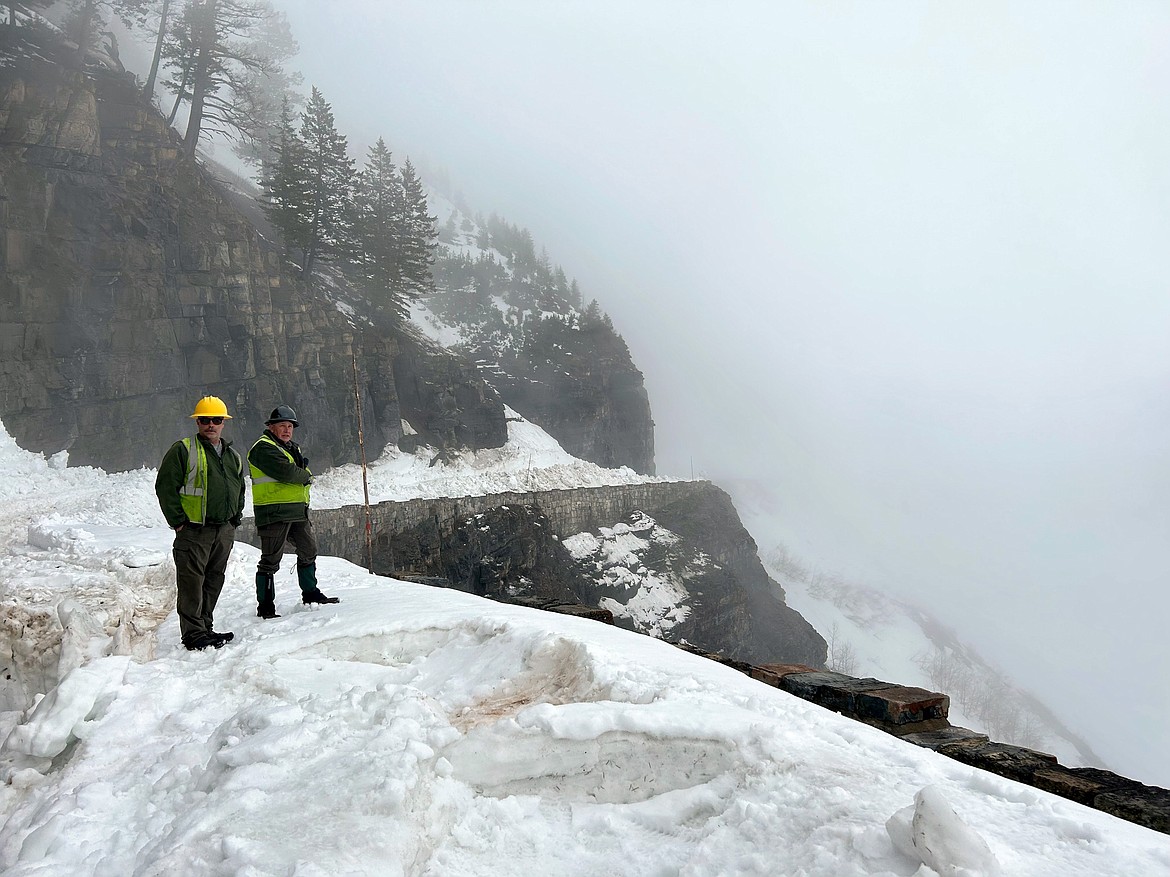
[310,407,669,510]
[2,419,1170,874]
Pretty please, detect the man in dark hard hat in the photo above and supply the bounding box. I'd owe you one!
[248,405,339,618]
[155,395,246,650]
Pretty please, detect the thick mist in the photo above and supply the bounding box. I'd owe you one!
[268,0,1170,786]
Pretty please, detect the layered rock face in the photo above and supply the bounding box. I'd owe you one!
[0,55,504,469]
[487,317,656,475]
[273,481,827,667]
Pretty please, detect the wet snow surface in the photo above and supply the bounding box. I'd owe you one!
[2,421,1169,875]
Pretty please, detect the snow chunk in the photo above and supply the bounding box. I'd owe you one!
[3,657,131,760]
[887,785,1002,876]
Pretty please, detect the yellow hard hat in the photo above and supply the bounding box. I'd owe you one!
[190,396,232,419]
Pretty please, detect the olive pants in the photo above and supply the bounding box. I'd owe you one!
[256,519,318,577]
[173,523,235,645]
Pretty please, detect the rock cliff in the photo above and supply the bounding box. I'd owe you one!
[0,48,503,469]
[260,481,828,667]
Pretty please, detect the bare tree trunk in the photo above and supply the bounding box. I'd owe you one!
[73,0,97,68]
[182,0,216,158]
[166,54,190,125]
[142,0,172,103]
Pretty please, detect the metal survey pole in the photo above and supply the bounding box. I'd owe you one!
[352,353,374,573]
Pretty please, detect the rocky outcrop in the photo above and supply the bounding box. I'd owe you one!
[0,52,506,470]
[649,485,826,665]
[393,333,507,452]
[242,480,827,667]
[484,317,655,475]
[397,504,586,603]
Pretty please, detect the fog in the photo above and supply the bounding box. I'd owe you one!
[270,1,1170,786]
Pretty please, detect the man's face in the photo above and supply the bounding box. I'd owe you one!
[270,421,295,442]
[196,416,225,443]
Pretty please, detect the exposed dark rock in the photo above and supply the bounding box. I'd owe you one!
[568,510,753,657]
[0,53,507,470]
[486,316,655,475]
[650,484,827,666]
[393,333,507,452]
[372,502,586,603]
[256,481,828,669]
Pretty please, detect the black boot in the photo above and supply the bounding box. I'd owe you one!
[184,632,225,651]
[256,572,280,619]
[298,562,339,605]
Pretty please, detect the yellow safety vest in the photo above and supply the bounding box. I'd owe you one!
[178,437,208,523]
[249,435,311,506]
[179,438,243,523]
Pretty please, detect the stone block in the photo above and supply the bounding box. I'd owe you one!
[545,603,614,624]
[1094,786,1170,834]
[901,726,989,750]
[936,740,1058,783]
[778,672,948,729]
[0,323,24,355]
[853,683,949,726]
[4,228,28,270]
[1033,767,1123,807]
[750,663,818,688]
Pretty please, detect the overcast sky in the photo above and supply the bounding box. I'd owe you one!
[267,0,1170,786]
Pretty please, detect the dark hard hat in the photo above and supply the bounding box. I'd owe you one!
[265,405,299,427]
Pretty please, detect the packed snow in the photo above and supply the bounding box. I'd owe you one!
[310,407,669,510]
[565,512,693,638]
[2,419,1169,875]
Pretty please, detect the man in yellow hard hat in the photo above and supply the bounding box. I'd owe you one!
[154,395,246,651]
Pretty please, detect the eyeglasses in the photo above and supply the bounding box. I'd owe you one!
[197,417,224,425]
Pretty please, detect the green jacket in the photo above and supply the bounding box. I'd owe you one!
[248,430,312,528]
[155,435,246,529]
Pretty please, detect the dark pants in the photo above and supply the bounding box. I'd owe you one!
[173,523,234,644]
[256,518,318,576]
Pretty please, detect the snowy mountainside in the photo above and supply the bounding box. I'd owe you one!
[410,188,656,474]
[766,544,1106,772]
[3,436,1170,872]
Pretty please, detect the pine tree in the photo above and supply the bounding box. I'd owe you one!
[296,86,354,276]
[352,137,406,315]
[396,157,438,298]
[258,96,310,259]
[163,0,295,159]
[141,0,173,102]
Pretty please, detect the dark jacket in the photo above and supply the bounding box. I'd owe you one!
[155,435,246,529]
[248,429,313,528]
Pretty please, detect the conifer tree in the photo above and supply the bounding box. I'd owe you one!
[163,0,295,159]
[258,96,309,259]
[351,137,407,315]
[140,0,172,102]
[395,157,438,298]
[296,86,354,276]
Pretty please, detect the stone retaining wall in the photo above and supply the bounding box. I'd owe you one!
[239,480,710,562]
